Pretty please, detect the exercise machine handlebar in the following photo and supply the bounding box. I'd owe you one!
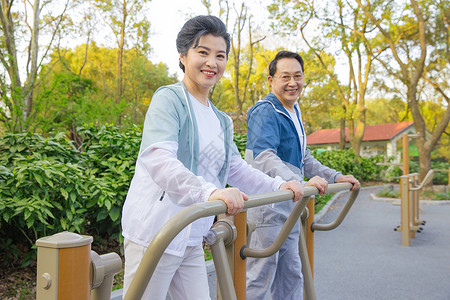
[312,185,360,232]
[123,182,358,300]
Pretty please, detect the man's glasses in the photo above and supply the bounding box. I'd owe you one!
[273,74,304,82]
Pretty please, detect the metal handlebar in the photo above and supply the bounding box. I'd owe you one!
[242,183,359,257]
[241,195,311,259]
[410,170,434,191]
[312,185,360,232]
[124,182,358,300]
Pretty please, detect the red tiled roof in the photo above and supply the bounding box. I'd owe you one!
[307,121,414,145]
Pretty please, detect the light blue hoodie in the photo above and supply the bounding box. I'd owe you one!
[122,82,240,256]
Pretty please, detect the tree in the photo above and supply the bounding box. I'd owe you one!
[219,44,274,112]
[33,45,121,141]
[299,49,343,134]
[365,96,409,125]
[227,2,266,115]
[33,44,177,137]
[91,0,150,124]
[0,0,79,132]
[122,50,178,125]
[355,0,450,180]
[202,0,266,116]
[268,0,385,157]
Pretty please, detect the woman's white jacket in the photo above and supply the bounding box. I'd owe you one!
[121,82,284,257]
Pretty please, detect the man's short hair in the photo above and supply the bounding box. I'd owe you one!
[268,51,304,76]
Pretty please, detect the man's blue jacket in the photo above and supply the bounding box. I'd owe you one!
[245,93,342,226]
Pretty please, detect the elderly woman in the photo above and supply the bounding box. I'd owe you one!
[121,15,303,299]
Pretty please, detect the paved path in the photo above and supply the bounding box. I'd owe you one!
[313,186,450,300]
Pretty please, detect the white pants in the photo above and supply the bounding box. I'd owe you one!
[123,239,211,300]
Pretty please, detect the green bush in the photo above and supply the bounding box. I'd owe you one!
[0,125,141,266]
[376,186,400,198]
[0,132,89,266]
[429,161,449,185]
[315,193,334,213]
[310,148,388,181]
[383,160,449,185]
[78,124,141,238]
[233,134,390,181]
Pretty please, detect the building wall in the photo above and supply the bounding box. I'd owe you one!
[308,141,397,159]
[307,126,417,162]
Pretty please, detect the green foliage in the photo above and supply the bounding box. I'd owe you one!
[233,133,391,182]
[376,186,400,198]
[0,132,90,265]
[421,190,450,200]
[33,70,120,135]
[0,125,141,267]
[31,44,177,135]
[78,124,142,238]
[233,133,247,157]
[428,161,450,185]
[389,160,450,185]
[310,148,387,181]
[314,193,334,213]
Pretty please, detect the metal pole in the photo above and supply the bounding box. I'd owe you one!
[400,175,411,246]
[242,196,310,258]
[205,222,238,300]
[412,174,420,227]
[124,183,355,300]
[403,133,409,175]
[305,197,315,276]
[233,212,247,300]
[124,190,297,300]
[409,176,416,239]
[299,223,316,300]
[90,252,123,300]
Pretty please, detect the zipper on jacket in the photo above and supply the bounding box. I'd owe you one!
[159,191,165,201]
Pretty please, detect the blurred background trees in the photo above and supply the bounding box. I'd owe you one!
[0,0,447,182]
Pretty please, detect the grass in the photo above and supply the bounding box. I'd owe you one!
[421,190,450,200]
[376,185,450,200]
[376,186,400,198]
[315,193,335,213]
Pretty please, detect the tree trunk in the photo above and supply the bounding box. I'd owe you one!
[339,116,346,150]
[23,0,41,127]
[0,0,23,131]
[116,1,127,125]
[416,137,432,184]
[352,117,365,158]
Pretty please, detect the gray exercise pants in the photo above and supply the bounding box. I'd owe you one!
[246,224,303,300]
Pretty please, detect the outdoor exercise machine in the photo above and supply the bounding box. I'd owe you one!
[35,231,122,300]
[123,182,359,300]
[34,183,358,300]
[394,170,434,247]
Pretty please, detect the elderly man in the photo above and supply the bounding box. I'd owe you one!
[245,50,359,300]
